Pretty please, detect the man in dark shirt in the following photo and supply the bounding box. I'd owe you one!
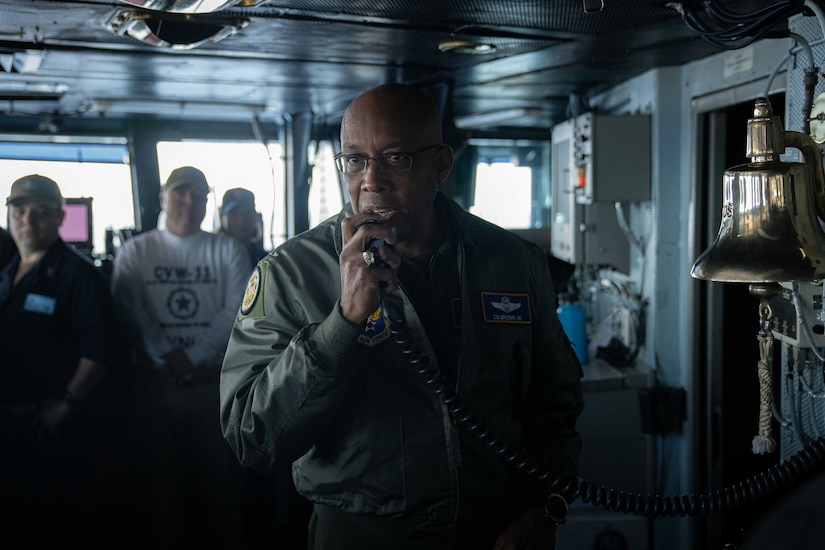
[0,174,125,548]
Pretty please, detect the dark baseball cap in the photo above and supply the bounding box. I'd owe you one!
[163,166,210,194]
[6,174,65,208]
[220,187,256,213]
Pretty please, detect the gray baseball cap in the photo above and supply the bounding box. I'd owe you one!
[220,187,255,213]
[6,174,65,208]
[163,166,209,194]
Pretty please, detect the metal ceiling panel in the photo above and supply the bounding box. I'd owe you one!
[0,0,773,131]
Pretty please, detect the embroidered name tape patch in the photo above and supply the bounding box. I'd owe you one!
[481,292,531,324]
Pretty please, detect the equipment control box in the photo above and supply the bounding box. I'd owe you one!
[571,113,651,204]
[551,114,651,272]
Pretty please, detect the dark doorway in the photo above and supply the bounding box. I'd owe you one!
[694,93,786,549]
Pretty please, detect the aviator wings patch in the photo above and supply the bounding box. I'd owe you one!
[481,292,532,324]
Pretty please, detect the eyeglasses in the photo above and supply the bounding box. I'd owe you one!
[334,144,442,175]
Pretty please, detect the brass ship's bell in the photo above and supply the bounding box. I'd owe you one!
[691,97,825,283]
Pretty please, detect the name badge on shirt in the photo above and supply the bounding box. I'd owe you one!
[481,292,532,324]
[24,293,57,315]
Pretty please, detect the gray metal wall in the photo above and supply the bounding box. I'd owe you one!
[584,34,790,550]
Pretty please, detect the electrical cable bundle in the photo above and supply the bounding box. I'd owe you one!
[668,0,807,49]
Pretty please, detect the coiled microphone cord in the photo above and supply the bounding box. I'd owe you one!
[388,312,825,517]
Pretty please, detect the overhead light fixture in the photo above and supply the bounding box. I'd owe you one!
[105,8,248,50]
[91,98,266,120]
[118,0,267,14]
[0,81,68,101]
[0,81,68,95]
[454,107,545,129]
[438,40,496,55]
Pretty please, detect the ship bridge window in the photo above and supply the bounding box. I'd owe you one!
[157,140,285,251]
[157,139,343,251]
[467,140,550,235]
[0,140,132,257]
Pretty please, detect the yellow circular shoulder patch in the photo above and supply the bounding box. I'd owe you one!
[241,266,261,315]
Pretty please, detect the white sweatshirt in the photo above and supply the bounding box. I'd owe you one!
[111,229,251,369]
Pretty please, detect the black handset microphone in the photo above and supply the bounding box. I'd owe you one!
[362,219,388,267]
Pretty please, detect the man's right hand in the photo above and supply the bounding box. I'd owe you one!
[338,213,401,325]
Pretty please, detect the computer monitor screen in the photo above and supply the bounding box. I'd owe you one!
[59,197,93,253]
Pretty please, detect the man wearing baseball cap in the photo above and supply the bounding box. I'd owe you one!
[111,166,251,547]
[0,174,125,544]
[6,173,65,209]
[159,166,210,235]
[218,187,267,267]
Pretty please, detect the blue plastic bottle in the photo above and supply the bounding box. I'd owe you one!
[557,293,589,365]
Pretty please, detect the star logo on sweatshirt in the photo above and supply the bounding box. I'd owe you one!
[167,288,199,320]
